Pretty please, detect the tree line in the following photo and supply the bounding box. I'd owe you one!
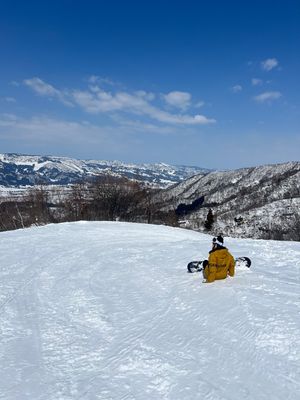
[1,176,299,241]
[0,176,178,232]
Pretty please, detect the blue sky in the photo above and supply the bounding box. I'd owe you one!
[0,0,299,169]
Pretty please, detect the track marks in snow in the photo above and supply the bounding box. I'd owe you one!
[0,222,300,400]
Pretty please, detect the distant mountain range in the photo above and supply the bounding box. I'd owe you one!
[0,153,211,188]
[155,161,300,240]
[1,153,299,240]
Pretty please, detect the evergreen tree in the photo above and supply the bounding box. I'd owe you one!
[204,208,214,230]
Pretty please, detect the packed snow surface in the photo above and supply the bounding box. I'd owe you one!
[0,222,299,400]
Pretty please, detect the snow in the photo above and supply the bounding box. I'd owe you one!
[0,221,299,400]
[0,153,210,189]
[158,161,300,240]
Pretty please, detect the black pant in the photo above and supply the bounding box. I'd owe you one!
[202,260,208,278]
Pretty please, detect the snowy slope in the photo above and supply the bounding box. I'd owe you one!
[0,222,299,400]
[156,161,300,240]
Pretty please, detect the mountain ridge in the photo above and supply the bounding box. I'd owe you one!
[0,153,211,188]
[155,160,300,240]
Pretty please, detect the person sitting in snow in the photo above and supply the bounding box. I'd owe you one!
[202,236,235,283]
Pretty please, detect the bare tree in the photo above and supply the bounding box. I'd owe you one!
[27,185,52,225]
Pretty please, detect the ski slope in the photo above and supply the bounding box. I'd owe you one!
[0,221,299,400]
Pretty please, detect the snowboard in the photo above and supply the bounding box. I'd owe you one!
[187,256,251,273]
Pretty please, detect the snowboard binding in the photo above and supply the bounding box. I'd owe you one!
[187,261,203,273]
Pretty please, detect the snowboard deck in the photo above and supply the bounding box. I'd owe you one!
[187,256,251,273]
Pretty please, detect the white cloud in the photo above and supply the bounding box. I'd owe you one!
[261,58,279,71]
[251,78,263,86]
[195,101,205,108]
[24,77,60,96]
[134,90,155,101]
[0,113,112,145]
[0,113,192,161]
[163,91,191,110]
[2,97,16,103]
[0,113,183,159]
[23,77,215,126]
[88,75,117,86]
[23,77,73,106]
[88,75,100,84]
[72,89,215,125]
[0,113,18,125]
[146,107,214,125]
[112,117,177,135]
[10,81,20,87]
[231,85,242,93]
[254,91,282,103]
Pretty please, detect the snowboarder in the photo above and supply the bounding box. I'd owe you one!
[202,236,235,283]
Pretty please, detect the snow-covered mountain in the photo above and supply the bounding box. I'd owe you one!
[0,153,210,188]
[156,161,300,240]
[1,221,299,399]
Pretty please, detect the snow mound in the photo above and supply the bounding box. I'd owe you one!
[0,222,299,399]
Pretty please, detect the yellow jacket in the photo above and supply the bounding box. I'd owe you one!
[205,248,235,283]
